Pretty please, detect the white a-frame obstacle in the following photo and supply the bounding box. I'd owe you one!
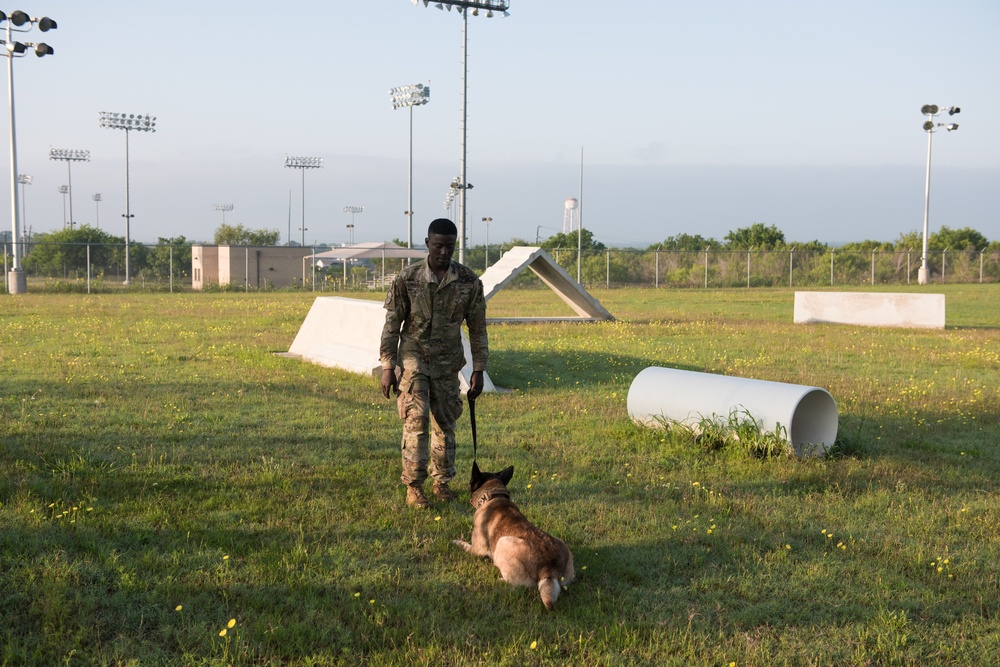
[479,246,614,323]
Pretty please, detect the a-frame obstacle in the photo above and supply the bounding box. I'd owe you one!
[480,246,614,323]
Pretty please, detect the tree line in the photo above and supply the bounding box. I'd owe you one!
[16,221,995,284]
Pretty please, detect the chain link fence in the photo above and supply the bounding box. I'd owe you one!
[540,247,1000,289]
[4,241,999,292]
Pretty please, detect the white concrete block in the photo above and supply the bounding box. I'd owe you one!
[288,296,495,392]
[794,292,945,329]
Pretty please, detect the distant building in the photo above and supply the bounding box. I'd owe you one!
[192,245,315,290]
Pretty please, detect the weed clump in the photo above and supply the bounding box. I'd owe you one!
[655,408,794,459]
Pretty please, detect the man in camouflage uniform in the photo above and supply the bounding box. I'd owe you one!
[380,218,489,508]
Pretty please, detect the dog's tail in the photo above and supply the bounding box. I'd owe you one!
[538,577,561,611]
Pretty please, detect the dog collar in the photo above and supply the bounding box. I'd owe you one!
[474,487,511,509]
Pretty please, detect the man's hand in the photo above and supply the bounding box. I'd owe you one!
[467,370,484,401]
[381,368,399,399]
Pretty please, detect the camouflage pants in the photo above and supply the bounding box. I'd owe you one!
[396,370,463,487]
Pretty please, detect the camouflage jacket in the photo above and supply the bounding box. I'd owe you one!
[380,259,488,379]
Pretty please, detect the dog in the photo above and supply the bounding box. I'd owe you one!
[453,462,575,610]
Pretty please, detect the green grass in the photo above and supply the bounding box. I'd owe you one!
[1,286,999,666]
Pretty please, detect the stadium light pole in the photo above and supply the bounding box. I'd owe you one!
[16,172,30,233]
[4,9,56,294]
[285,155,323,246]
[918,104,960,286]
[411,0,509,264]
[49,148,89,229]
[482,216,491,268]
[344,205,363,245]
[390,82,430,249]
[212,203,234,225]
[99,111,157,285]
[92,192,101,228]
[58,184,67,227]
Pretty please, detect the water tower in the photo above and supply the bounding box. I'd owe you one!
[563,197,579,234]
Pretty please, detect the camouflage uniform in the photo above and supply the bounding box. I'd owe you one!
[380,259,488,487]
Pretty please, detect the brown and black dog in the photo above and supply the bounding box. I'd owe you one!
[453,462,575,610]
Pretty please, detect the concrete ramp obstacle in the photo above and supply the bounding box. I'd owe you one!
[479,246,614,322]
[286,296,495,393]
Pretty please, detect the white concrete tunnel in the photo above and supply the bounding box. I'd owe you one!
[627,367,839,456]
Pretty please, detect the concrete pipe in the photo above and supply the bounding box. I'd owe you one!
[627,367,838,456]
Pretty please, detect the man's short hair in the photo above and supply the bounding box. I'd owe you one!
[428,218,458,237]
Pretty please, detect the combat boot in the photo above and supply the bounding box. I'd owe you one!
[406,485,430,509]
[433,482,456,503]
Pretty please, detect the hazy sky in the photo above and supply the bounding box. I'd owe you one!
[3,0,998,249]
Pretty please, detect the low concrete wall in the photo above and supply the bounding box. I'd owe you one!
[794,292,945,329]
[287,296,495,393]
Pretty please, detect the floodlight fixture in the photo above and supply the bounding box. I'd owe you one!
[390,82,431,249]
[412,0,510,263]
[4,10,58,293]
[389,82,430,110]
[99,111,156,132]
[285,155,323,246]
[285,155,323,169]
[212,203,234,225]
[49,148,89,162]
[917,103,961,285]
[99,110,158,284]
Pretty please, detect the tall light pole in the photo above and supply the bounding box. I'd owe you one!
[58,184,67,227]
[390,82,430,249]
[284,155,322,246]
[346,223,355,246]
[99,111,157,285]
[212,203,233,225]
[49,148,89,229]
[482,216,491,268]
[16,173,30,233]
[411,0,509,264]
[92,193,101,228]
[344,205,362,245]
[918,104,960,285]
[4,10,56,294]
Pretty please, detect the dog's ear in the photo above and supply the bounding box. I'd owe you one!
[470,461,485,491]
[498,465,514,485]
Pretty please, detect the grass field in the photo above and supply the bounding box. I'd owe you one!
[1,285,998,666]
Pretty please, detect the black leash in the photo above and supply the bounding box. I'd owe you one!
[468,392,478,463]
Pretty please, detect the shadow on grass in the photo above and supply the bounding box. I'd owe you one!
[490,348,701,390]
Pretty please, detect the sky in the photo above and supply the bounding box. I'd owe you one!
[2,0,998,250]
